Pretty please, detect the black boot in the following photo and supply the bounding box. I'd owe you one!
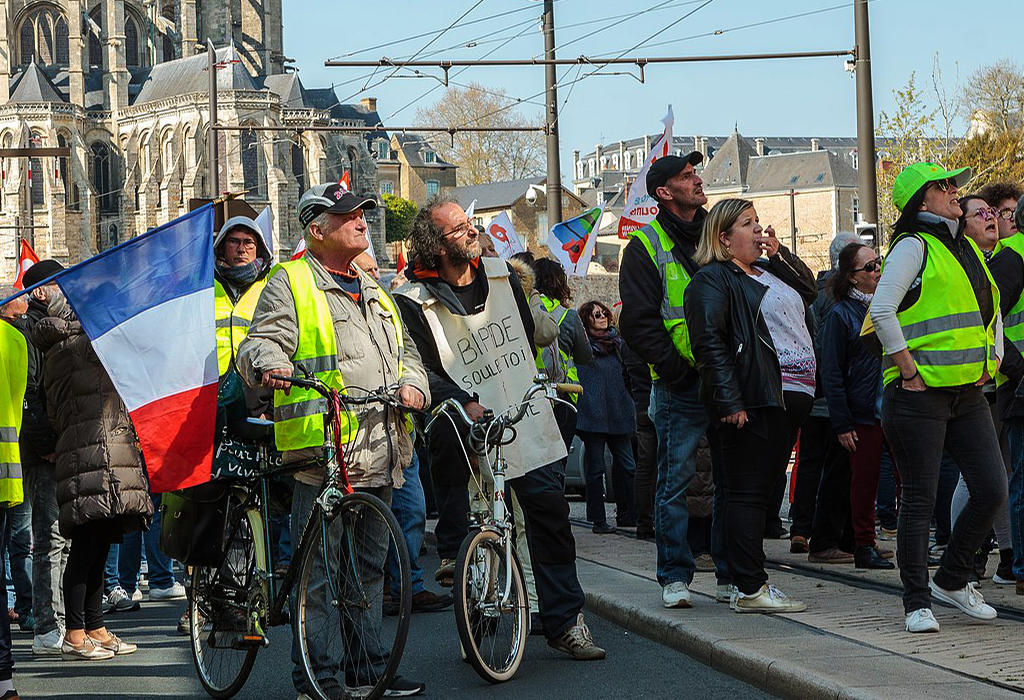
[995,548,1015,583]
[855,545,895,570]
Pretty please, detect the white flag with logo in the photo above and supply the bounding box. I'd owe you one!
[618,105,674,239]
[486,211,525,260]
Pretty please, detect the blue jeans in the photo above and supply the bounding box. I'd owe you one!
[1005,418,1024,580]
[119,494,175,592]
[389,452,426,596]
[650,382,708,586]
[104,546,119,592]
[4,499,32,617]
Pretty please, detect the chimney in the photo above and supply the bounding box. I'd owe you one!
[360,97,378,112]
[810,138,820,152]
[699,137,709,158]
[755,137,765,156]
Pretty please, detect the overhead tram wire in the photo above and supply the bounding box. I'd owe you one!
[539,0,701,59]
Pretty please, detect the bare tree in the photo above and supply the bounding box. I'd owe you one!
[962,59,1024,133]
[416,83,544,186]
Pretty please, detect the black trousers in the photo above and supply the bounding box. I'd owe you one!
[809,433,855,554]
[633,411,658,533]
[882,384,1007,613]
[765,392,814,535]
[789,414,833,539]
[64,521,117,631]
[0,509,11,681]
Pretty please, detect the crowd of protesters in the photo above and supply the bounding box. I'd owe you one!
[2,152,1024,700]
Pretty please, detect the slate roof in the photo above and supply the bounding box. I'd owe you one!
[134,45,256,104]
[260,73,307,109]
[8,62,64,103]
[448,177,544,211]
[701,130,759,190]
[394,134,455,168]
[746,150,859,192]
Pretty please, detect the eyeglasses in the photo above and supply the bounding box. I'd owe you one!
[853,257,883,273]
[999,207,1016,221]
[443,221,475,238]
[928,178,956,193]
[225,238,257,249]
[968,206,998,221]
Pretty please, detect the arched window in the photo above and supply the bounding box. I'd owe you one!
[18,7,70,65]
[91,142,116,213]
[611,154,619,170]
[57,134,70,206]
[240,129,266,199]
[347,147,359,191]
[587,159,595,177]
[635,149,644,165]
[575,162,583,179]
[88,10,102,67]
[125,16,140,67]
[599,156,607,171]
[30,157,44,206]
[624,151,632,170]
[292,142,306,193]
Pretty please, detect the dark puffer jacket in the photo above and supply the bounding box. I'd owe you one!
[32,316,153,537]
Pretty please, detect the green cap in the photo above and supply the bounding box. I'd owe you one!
[892,162,971,211]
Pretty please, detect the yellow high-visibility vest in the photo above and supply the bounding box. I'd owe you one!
[215,277,268,377]
[0,322,26,508]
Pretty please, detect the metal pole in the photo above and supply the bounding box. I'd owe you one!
[854,0,878,225]
[210,125,544,133]
[543,0,562,226]
[207,39,219,198]
[789,189,797,253]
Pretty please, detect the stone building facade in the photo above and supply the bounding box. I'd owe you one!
[0,0,384,277]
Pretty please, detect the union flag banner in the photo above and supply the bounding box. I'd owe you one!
[618,105,674,239]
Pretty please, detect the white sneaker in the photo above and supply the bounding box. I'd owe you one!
[929,580,997,620]
[131,588,144,602]
[905,608,940,633]
[715,584,737,603]
[105,586,140,613]
[991,573,1015,585]
[662,581,692,608]
[149,581,187,601]
[33,628,64,655]
[734,584,807,614]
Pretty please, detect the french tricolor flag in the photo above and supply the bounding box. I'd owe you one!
[54,205,218,492]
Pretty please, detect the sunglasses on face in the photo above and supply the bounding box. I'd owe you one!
[591,309,607,319]
[928,178,956,193]
[853,258,882,273]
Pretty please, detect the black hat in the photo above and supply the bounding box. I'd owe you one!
[646,152,704,202]
[298,183,377,228]
[22,259,65,288]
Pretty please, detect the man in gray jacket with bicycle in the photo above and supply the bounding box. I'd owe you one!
[237,183,430,699]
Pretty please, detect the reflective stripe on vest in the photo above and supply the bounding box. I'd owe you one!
[0,324,26,508]
[997,233,1024,387]
[628,219,695,380]
[215,277,268,377]
[882,232,999,387]
[270,259,354,452]
[536,294,580,401]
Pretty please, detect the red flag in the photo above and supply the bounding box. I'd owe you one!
[396,250,406,274]
[338,171,350,191]
[13,240,40,289]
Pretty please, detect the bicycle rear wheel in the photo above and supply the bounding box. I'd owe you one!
[295,491,411,700]
[453,528,528,683]
[189,498,262,698]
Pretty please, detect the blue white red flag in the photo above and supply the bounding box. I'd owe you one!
[56,205,218,492]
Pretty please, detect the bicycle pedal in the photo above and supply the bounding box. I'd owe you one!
[239,634,268,648]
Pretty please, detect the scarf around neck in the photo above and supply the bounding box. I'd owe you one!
[218,260,264,288]
[587,325,620,356]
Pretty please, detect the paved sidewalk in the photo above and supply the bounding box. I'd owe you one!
[573,524,1022,699]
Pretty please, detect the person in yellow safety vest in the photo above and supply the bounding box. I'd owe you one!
[868,161,1007,634]
[986,191,1024,593]
[214,215,274,378]
[235,182,430,698]
[532,259,592,445]
[0,314,25,700]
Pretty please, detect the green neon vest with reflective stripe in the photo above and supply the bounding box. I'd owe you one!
[0,323,26,508]
[535,295,580,401]
[628,219,695,380]
[215,277,268,377]
[882,232,999,387]
[270,259,355,452]
[997,233,1024,387]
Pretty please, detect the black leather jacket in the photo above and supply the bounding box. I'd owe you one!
[684,246,816,419]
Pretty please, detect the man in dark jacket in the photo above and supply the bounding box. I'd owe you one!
[12,261,69,655]
[618,153,718,609]
[394,195,605,660]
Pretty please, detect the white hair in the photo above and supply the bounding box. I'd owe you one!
[829,232,861,269]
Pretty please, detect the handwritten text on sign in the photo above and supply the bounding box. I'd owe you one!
[456,314,533,392]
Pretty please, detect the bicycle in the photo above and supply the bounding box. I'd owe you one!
[425,375,581,684]
[188,374,413,700]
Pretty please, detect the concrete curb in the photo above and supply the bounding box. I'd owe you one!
[585,589,870,700]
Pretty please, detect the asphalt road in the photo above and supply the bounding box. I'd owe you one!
[13,585,772,699]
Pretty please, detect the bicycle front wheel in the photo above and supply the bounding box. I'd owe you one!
[296,491,411,700]
[189,499,261,698]
[454,528,528,683]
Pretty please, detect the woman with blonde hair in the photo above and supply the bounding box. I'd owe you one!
[685,198,816,613]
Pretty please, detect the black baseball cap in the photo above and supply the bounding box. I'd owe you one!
[646,152,703,202]
[22,259,65,288]
[298,183,377,228]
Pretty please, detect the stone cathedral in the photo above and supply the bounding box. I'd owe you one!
[0,0,385,275]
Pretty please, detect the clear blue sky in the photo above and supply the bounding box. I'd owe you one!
[281,0,1020,179]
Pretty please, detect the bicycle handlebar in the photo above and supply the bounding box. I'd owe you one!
[424,379,581,436]
[267,374,408,409]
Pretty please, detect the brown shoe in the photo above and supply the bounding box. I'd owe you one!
[790,535,809,554]
[808,548,854,564]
